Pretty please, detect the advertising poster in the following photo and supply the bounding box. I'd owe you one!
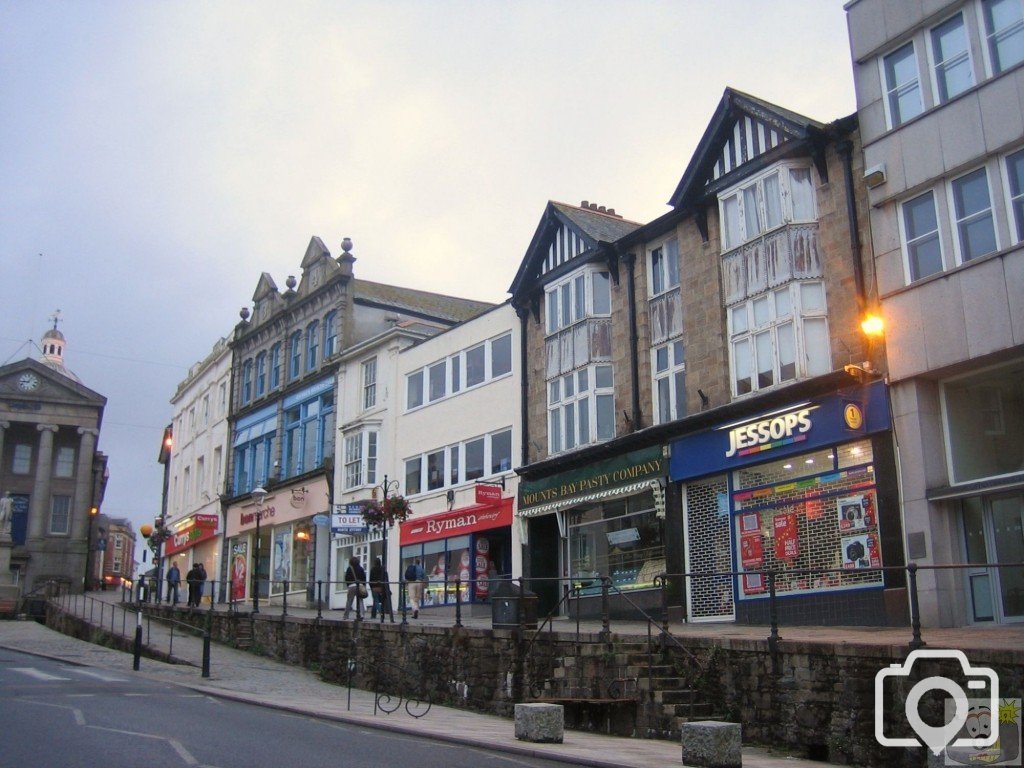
[841,532,880,569]
[742,572,765,595]
[738,512,764,568]
[474,537,491,598]
[838,492,875,531]
[273,529,291,584]
[773,512,800,560]
[231,541,248,600]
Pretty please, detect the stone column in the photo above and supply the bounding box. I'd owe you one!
[71,428,99,542]
[0,421,10,485]
[27,424,59,541]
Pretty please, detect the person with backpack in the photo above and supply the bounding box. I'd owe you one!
[404,558,426,619]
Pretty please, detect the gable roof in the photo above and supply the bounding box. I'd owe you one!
[508,200,642,301]
[352,280,493,325]
[668,88,830,210]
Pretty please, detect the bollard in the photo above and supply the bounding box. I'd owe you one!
[400,580,407,626]
[282,580,289,616]
[202,632,211,678]
[907,563,925,650]
[317,581,323,620]
[132,611,142,671]
[455,576,463,628]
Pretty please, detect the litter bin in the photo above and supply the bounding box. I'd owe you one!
[491,580,538,629]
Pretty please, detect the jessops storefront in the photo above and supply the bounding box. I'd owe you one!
[670,380,903,625]
[517,446,667,618]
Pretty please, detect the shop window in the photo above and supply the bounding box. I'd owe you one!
[943,359,1024,483]
[732,441,883,600]
[568,492,664,593]
[49,494,71,535]
[54,447,75,478]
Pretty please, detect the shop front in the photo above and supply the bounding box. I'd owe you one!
[516,446,667,618]
[329,503,377,611]
[224,479,327,606]
[670,380,903,626]
[398,493,514,613]
[164,513,220,603]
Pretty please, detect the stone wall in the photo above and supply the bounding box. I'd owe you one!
[90,607,1024,768]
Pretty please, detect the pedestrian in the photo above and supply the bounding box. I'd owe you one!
[369,556,384,619]
[343,556,366,619]
[404,558,426,619]
[185,563,201,607]
[166,560,181,605]
[196,562,207,606]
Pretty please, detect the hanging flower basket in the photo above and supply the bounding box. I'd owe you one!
[361,494,413,528]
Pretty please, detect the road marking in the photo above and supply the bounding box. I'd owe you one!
[62,667,127,682]
[23,699,86,725]
[9,667,71,681]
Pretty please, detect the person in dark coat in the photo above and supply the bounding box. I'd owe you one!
[369,557,384,619]
[195,562,207,606]
[185,563,201,607]
[343,556,367,619]
[166,561,181,605]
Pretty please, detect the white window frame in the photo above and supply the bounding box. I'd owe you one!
[652,340,686,425]
[403,427,513,496]
[544,268,611,335]
[54,446,75,478]
[717,162,817,252]
[49,494,71,535]
[927,11,975,104]
[947,165,1000,265]
[362,357,377,410]
[404,333,513,410]
[881,40,925,128]
[343,429,378,490]
[727,281,831,398]
[648,238,680,297]
[899,188,948,282]
[547,364,615,454]
[1001,146,1024,243]
[979,0,1024,76]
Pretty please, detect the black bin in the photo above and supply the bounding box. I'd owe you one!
[491,580,538,629]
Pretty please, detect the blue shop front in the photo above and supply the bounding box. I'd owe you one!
[669,380,906,626]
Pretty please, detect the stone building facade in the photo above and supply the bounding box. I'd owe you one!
[847,0,1024,626]
[0,324,109,595]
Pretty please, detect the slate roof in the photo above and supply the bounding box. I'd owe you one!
[550,201,643,244]
[352,279,494,324]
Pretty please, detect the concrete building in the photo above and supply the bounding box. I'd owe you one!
[511,91,901,625]
[0,321,109,596]
[393,302,521,617]
[847,0,1024,625]
[163,337,232,603]
[222,236,491,609]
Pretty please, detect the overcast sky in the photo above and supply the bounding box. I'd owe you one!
[1,1,854,543]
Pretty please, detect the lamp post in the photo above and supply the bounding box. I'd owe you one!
[372,476,400,620]
[251,486,267,613]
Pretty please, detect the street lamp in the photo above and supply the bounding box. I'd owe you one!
[370,476,401,622]
[251,486,267,613]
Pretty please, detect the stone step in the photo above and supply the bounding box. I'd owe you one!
[654,688,701,706]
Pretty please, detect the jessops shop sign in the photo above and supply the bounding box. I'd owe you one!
[669,380,890,481]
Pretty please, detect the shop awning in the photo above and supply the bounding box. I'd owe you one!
[516,478,662,518]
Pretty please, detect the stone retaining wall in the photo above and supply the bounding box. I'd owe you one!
[64,605,1023,768]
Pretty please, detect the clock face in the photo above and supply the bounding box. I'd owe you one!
[18,373,39,392]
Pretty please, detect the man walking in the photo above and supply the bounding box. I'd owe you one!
[404,558,426,619]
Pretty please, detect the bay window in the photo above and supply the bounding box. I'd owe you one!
[282,391,334,478]
[545,268,611,334]
[344,430,378,489]
[718,164,815,251]
[548,364,614,454]
[728,281,830,397]
[233,408,276,495]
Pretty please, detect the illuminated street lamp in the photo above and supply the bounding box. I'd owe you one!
[251,486,267,613]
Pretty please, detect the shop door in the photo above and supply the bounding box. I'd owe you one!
[683,475,735,622]
[963,494,1024,623]
[528,514,561,617]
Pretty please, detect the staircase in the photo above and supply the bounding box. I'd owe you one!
[233,619,253,650]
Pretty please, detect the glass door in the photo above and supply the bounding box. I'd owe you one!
[962,494,1024,622]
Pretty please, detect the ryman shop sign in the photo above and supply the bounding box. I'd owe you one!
[517,446,666,518]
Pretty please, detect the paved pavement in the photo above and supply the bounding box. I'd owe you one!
[4,590,1023,768]
[0,593,844,768]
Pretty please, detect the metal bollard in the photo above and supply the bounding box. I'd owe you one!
[454,576,462,628]
[202,632,211,678]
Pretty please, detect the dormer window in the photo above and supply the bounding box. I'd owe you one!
[719,163,815,252]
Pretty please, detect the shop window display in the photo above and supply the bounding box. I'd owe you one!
[568,492,664,594]
[733,440,883,599]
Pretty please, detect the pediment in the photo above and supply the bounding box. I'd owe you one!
[300,236,331,269]
[0,359,106,408]
[668,88,827,210]
[252,272,279,302]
